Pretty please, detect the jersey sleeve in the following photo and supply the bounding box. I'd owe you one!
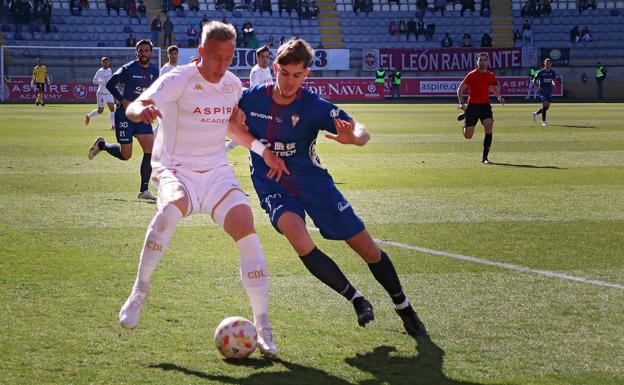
[106,65,127,102]
[489,72,498,86]
[140,70,186,106]
[313,96,352,134]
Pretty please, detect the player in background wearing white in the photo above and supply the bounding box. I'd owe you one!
[85,57,115,129]
[224,45,273,152]
[159,45,179,76]
[249,45,273,87]
[121,21,289,358]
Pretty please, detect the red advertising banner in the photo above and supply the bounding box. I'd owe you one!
[392,76,563,97]
[4,76,98,102]
[363,48,526,72]
[2,76,560,102]
[242,78,385,101]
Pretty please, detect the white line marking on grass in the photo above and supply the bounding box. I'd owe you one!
[376,239,624,290]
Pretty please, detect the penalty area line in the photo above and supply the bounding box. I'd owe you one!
[375,239,624,290]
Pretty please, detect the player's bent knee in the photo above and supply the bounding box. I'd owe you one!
[463,127,475,139]
[217,190,254,239]
[158,183,190,215]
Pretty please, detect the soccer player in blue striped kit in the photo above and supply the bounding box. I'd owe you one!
[236,38,427,338]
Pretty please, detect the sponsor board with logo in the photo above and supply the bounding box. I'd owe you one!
[362,48,527,71]
[179,48,350,70]
[4,76,98,102]
[393,76,563,97]
[241,78,384,101]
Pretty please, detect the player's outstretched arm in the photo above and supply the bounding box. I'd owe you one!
[324,118,370,146]
[227,106,290,181]
[126,99,162,124]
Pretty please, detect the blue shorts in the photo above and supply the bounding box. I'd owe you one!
[114,108,153,144]
[539,92,552,102]
[259,184,365,241]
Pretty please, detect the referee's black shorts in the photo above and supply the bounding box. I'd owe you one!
[464,103,493,128]
[35,82,45,92]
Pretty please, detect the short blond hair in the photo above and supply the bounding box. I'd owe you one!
[200,20,236,46]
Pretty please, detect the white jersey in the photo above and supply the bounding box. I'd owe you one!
[249,65,273,87]
[93,67,113,95]
[141,63,242,172]
[159,62,177,77]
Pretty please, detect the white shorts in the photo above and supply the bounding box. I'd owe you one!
[97,92,114,108]
[153,164,250,225]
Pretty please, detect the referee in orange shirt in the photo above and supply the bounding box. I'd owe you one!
[456,52,505,164]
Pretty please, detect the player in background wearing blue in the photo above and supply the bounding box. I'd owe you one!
[87,39,160,200]
[237,38,427,338]
[532,58,557,127]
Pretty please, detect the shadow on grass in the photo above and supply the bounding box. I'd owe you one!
[149,358,353,385]
[488,161,566,169]
[149,336,504,385]
[549,124,598,129]
[344,335,500,385]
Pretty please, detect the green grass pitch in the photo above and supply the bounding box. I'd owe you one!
[1,102,623,385]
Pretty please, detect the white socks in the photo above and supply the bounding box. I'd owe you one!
[237,233,270,329]
[88,109,98,118]
[133,204,182,292]
[109,111,115,127]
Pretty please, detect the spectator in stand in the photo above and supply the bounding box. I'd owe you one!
[480,32,492,47]
[461,0,475,16]
[150,15,162,47]
[266,35,275,48]
[520,2,530,17]
[279,0,288,15]
[127,1,140,24]
[406,17,417,41]
[187,24,198,47]
[389,0,399,5]
[216,0,227,10]
[416,0,428,16]
[171,0,183,11]
[388,20,398,36]
[163,16,174,47]
[570,25,580,43]
[581,26,592,42]
[361,0,372,16]
[247,34,260,48]
[522,19,532,43]
[353,0,361,15]
[161,0,169,12]
[106,0,119,15]
[542,0,552,16]
[480,0,490,16]
[425,23,435,41]
[441,32,453,47]
[261,0,272,15]
[242,0,253,11]
[578,0,596,14]
[462,33,473,47]
[513,29,521,43]
[188,0,199,12]
[79,0,89,10]
[242,21,254,40]
[287,0,297,15]
[69,0,82,15]
[126,33,137,47]
[42,0,52,33]
[433,0,447,16]
[200,15,209,30]
[279,35,286,45]
[138,1,146,18]
[310,1,319,18]
[416,18,426,39]
[398,19,407,34]
[253,0,262,12]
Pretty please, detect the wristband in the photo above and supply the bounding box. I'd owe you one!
[250,139,267,156]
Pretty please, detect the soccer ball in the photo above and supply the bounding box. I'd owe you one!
[214,316,258,359]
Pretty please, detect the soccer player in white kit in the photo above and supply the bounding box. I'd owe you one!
[249,45,273,87]
[121,21,289,358]
[159,45,179,76]
[85,57,115,129]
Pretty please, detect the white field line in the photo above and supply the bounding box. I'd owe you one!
[376,239,624,290]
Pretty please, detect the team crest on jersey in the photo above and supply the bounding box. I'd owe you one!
[291,114,300,127]
[194,83,203,91]
[222,83,234,94]
[330,108,341,118]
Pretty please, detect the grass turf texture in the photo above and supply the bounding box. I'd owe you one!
[1,103,623,385]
